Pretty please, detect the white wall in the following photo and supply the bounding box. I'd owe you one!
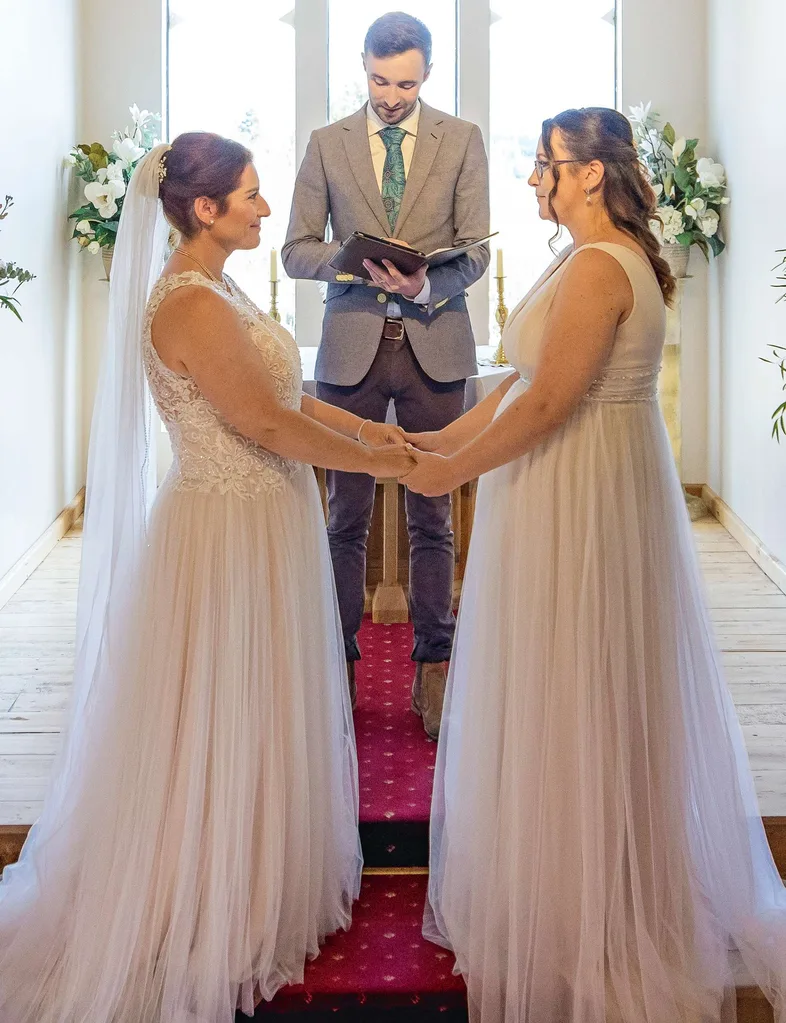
[79,0,166,462]
[619,0,709,485]
[0,0,82,579]
[706,0,786,566]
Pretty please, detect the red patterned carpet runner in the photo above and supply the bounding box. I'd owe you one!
[354,618,436,867]
[255,618,467,1019]
[258,875,465,1017]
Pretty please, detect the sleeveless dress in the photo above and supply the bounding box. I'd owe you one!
[425,244,786,1023]
[0,271,362,1023]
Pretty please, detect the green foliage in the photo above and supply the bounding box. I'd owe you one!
[763,255,786,443]
[761,341,786,443]
[0,196,36,322]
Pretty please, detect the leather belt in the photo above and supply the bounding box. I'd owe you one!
[381,318,406,342]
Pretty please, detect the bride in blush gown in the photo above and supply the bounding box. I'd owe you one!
[0,133,414,1023]
[402,108,786,1022]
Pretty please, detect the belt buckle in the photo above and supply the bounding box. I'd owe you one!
[385,319,405,342]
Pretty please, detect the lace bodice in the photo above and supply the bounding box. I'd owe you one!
[143,271,304,498]
[501,242,667,403]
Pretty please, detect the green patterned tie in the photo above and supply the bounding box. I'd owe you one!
[380,126,407,232]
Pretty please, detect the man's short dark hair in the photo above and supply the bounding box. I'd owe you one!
[364,12,432,66]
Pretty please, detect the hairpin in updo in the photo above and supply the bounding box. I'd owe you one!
[157,145,173,183]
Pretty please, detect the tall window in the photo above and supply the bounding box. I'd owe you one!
[489,1,616,338]
[167,0,617,347]
[167,0,296,333]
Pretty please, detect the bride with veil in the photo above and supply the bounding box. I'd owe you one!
[0,134,413,1023]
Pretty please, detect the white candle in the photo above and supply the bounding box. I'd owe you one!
[496,248,504,278]
[270,248,278,282]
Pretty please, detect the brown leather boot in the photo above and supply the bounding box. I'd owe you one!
[347,660,357,710]
[411,661,447,740]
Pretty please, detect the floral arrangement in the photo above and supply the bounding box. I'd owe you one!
[629,102,729,260]
[66,104,161,255]
[0,196,35,321]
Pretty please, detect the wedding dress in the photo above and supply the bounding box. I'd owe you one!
[425,242,786,1023]
[0,269,361,1023]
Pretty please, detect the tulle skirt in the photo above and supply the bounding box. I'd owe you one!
[0,466,362,1023]
[425,383,786,1023]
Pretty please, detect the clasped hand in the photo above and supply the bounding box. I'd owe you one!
[361,423,455,497]
[397,445,455,498]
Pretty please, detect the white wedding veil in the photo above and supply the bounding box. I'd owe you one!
[0,143,171,880]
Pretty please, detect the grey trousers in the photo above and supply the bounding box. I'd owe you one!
[316,333,466,664]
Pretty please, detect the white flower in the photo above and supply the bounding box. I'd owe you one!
[113,136,145,167]
[652,182,664,199]
[654,205,685,243]
[698,209,720,237]
[672,137,687,162]
[129,103,155,128]
[87,240,101,255]
[628,101,652,125]
[696,157,726,189]
[84,175,125,219]
[65,152,78,166]
[106,161,125,183]
[684,197,706,220]
[76,219,93,234]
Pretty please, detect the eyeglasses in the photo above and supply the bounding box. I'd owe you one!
[533,158,585,181]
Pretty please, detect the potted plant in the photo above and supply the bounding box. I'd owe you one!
[629,102,730,278]
[0,196,35,321]
[66,104,161,280]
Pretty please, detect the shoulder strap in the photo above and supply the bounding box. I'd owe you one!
[146,270,223,319]
[575,242,657,284]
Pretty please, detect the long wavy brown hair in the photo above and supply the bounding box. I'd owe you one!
[541,107,676,306]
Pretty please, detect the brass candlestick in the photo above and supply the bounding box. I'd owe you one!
[269,278,281,323]
[492,274,509,365]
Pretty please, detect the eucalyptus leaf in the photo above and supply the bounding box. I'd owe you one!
[0,295,23,321]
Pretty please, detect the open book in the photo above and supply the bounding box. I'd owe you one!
[328,231,498,281]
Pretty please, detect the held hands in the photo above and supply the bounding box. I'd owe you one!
[367,444,418,480]
[398,447,456,498]
[359,421,407,448]
[358,420,415,479]
[363,239,427,300]
[401,430,447,454]
[356,419,456,494]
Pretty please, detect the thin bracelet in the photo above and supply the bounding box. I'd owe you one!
[357,419,372,445]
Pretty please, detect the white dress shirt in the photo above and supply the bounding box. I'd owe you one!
[366,101,431,314]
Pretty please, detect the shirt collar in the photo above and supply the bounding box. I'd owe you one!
[366,99,421,138]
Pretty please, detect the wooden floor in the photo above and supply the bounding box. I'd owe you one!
[0,513,785,826]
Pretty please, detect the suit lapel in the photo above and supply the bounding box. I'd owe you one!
[392,103,445,238]
[341,105,391,236]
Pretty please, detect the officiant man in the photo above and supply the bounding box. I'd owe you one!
[282,11,490,739]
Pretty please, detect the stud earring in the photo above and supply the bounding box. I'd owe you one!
[210,219,215,225]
